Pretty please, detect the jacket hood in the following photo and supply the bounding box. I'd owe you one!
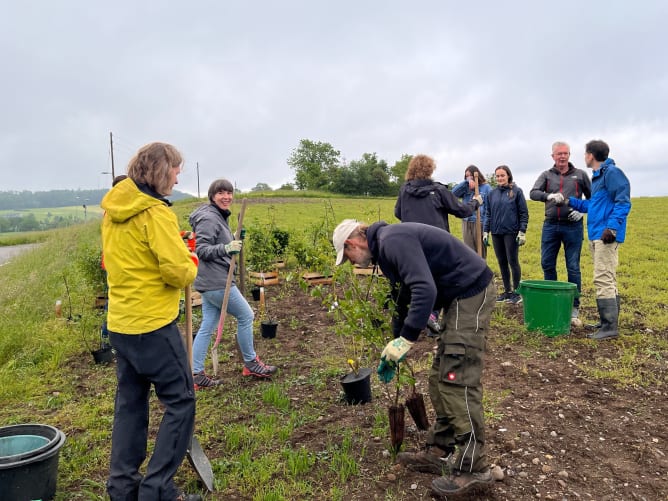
[404,179,438,198]
[101,178,166,223]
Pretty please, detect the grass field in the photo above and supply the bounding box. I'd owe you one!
[0,194,666,500]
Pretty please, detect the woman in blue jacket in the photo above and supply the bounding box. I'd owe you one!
[483,165,529,304]
[451,165,492,258]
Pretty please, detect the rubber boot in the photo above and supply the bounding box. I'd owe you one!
[587,295,619,331]
[590,298,618,340]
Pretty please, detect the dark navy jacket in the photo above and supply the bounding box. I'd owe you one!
[394,179,478,232]
[483,184,529,235]
[367,221,493,342]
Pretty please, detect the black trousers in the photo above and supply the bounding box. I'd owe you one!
[107,321,195,501]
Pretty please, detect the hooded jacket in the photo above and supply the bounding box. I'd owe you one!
[568,159,631,243]
[189,203,237,292]
[367,221,493,342]
[394,179,477,232]
[529,163,591,222]
[101,178,197,334]
[483,184,529,235]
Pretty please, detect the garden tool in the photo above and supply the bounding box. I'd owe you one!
[474,172,482,257]
[183,284,214,492]
[212,198,247,376]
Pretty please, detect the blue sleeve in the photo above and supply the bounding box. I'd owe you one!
[606,169,632,231]
[451,180,469,198]
[568,197,589,213]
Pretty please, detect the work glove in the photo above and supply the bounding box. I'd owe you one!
[224,240,243,255]
[601,228,617,244]
[189,252,199,267]
[482,232,490,247]
[180,231,196,252]
[377,336,414,383]
[516,231,526,246]
[567,210,584,222]
[546,193,564,204]
[239,227,246,240]
[472,194,483,206]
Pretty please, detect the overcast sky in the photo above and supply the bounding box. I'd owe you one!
[2,1,667,197]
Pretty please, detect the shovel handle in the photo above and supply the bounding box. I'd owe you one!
[474,172,482,257]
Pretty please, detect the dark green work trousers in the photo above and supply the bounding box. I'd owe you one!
[427,281,496,473]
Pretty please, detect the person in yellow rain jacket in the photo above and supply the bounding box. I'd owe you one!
[101,142,201,501]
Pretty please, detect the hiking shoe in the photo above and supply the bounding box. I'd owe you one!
[496,292,510,302]
[396,447,455,474]
[431,468,493,495]
[176,492,202,501]
[506,292,522,305]
[427,313,441,337]
[242,357,278,378]
[193,371,220,390]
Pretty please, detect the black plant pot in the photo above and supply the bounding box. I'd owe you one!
[340,368,372,405]
[91,347,114,365]
[260,321,278,339]
[251,287,261,301]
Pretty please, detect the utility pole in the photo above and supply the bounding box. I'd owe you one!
[196,162,200,198]
[109,132,116,180]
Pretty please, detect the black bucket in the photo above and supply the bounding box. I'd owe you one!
[340,367,372,405]
[0,424,66,501]
[260,321,278,339]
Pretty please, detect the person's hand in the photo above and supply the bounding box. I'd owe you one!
[377,336,413,383]
[516,231,526,246]
[473,194,483,206]
[224,240,243,255]
[546,193,565,204]
[601,228,617,243]
[568,210,584,222]
[482,232,490,247]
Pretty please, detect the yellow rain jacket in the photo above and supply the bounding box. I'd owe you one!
[101,179,197,334]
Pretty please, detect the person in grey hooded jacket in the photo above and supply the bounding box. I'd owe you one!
[189,179,277,387]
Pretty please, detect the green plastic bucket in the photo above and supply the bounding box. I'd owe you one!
[517,280,578,337]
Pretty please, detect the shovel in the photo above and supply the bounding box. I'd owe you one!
[184,284,215,492]
[212,198,248,376]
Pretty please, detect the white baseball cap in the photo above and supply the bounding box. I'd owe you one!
[333,219,360,265]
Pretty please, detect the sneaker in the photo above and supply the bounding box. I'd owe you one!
[506,292,522,305]
[431,468,493,495]
[176,492,202,501]
[427,313,441,336]
[242,357,278,378]
[193,371,220,390]
[496,292,510,302]
[396,447,455,475]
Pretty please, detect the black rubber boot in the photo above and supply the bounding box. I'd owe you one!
[587,295,619,331]
[590,298,619,340]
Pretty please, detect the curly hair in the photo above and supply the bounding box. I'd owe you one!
[405,154,436,181]
[126,142,183,196]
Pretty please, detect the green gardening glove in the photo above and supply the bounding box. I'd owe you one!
[240,227,246,240]
[377,336,413,383]
[224,240,243,255]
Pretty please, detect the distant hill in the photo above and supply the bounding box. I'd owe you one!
[0,188,196,210]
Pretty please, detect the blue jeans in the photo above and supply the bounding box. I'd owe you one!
[192,285,256,373]
[540,221,583,307]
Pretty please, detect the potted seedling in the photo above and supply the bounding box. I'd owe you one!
[312,265,394,405]
[258,287,278,339]
[403,360,430,430]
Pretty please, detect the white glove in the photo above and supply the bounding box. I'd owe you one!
[516,231,526,246]
[568,210,584,222]
[472,194,483,206]
[482,232,489,247]
[224,240,243,255]
[547,193,564,204]
[380,336,414,364]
